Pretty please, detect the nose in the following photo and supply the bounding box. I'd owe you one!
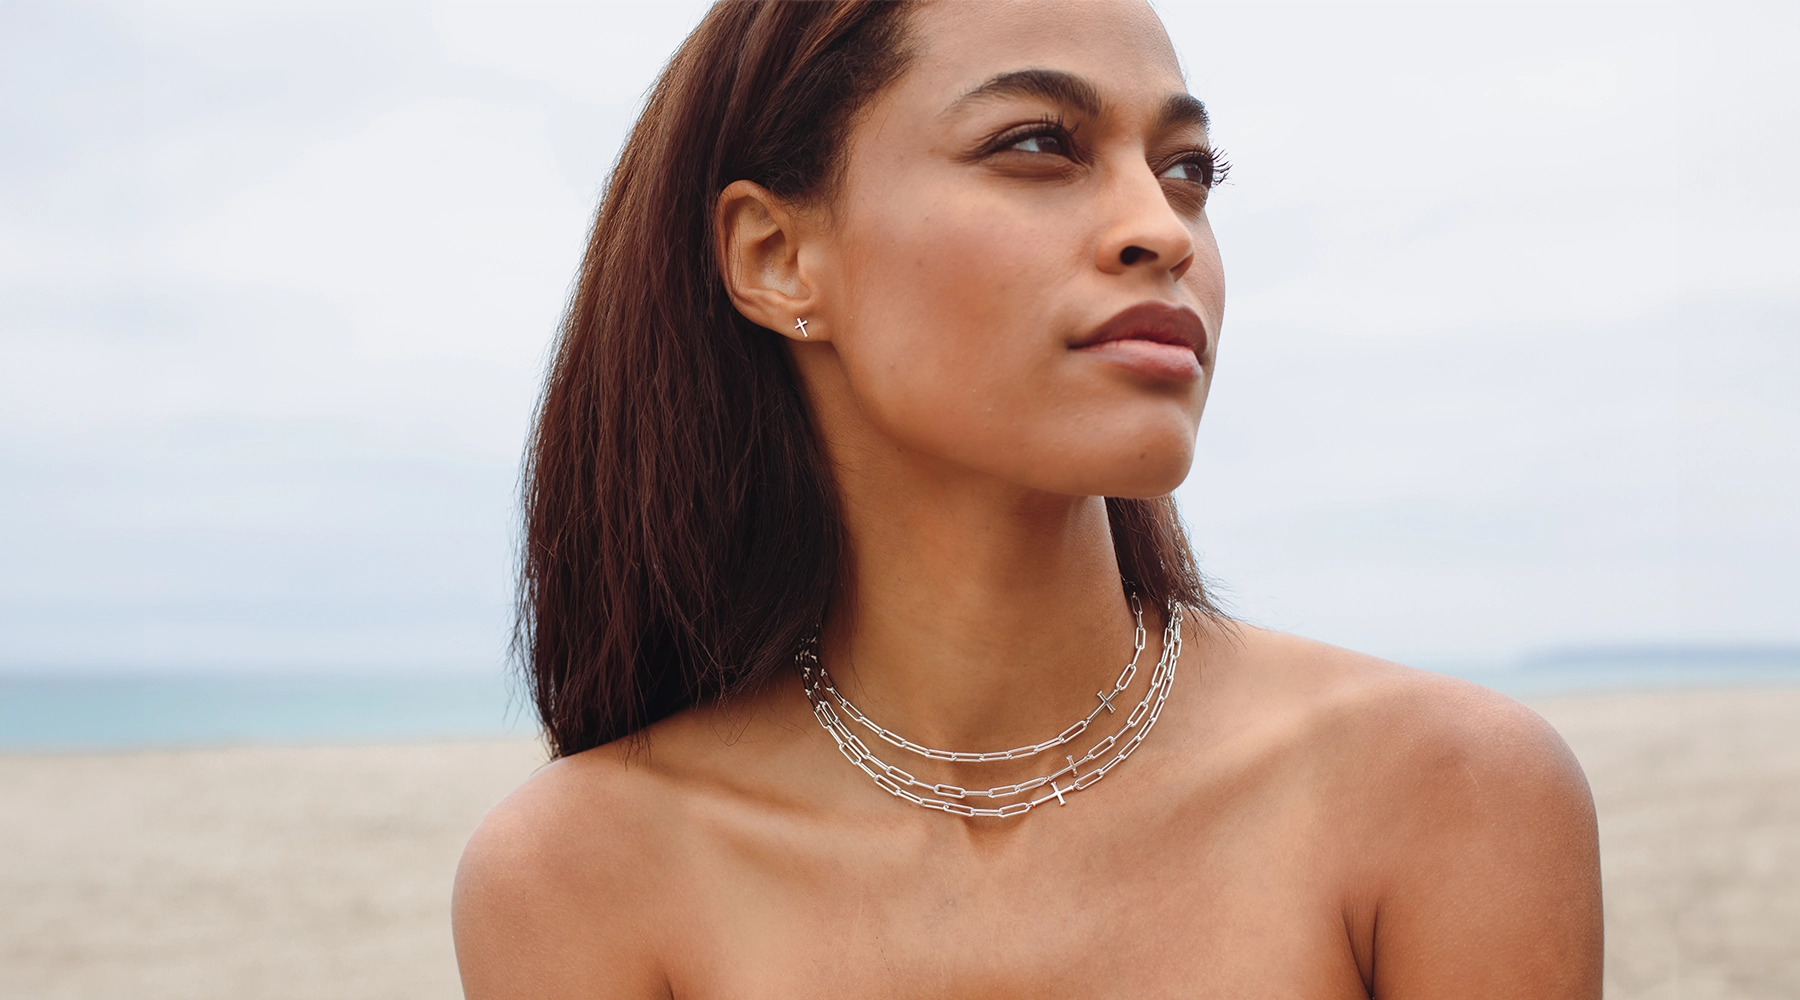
[1094,160,1196,283]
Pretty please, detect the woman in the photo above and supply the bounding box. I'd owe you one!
[454,1,1603,996]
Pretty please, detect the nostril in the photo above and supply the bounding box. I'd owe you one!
[1119,245,1153,265]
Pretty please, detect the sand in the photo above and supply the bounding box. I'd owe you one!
[1531,688,1800,999]
[1,686,1795,999]
[0,740,546,1000]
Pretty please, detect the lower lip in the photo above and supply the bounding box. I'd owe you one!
[1075,339,1203,381]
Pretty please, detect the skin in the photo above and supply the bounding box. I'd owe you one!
[453,2,1603,997]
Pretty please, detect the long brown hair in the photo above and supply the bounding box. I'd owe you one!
[520,0,1217,759]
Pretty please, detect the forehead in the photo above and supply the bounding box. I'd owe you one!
[900,0,1186,109]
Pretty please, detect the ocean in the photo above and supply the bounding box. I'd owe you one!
[0,670,533,752]
[3,648,1797,752]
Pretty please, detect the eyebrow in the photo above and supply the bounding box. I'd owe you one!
[944,67,1211,137]
[1156,93,1211,136]
[944,68,1103,119]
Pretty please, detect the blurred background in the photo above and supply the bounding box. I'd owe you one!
[2,2,1795,998]
[4,0,1796,709]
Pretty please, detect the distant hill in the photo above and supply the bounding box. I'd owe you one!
[1521,645,1800,668]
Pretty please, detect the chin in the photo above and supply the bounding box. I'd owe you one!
[1091,454,1195,499]
[1021,431,1198,499]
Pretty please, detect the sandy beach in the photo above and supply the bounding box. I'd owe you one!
[2,686,1795,999]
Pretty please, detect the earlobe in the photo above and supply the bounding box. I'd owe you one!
[716,180,824,342]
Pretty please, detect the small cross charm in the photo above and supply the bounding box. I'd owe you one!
[793,317,809,338]
[1095,689,1117,713]
[1047,755,1078,806]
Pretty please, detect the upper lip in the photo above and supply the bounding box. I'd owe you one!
[1070,301,1209,359]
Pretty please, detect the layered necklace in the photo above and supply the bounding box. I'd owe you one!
[798,593,1184,818]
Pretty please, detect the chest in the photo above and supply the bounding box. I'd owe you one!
[659,807,1372,999]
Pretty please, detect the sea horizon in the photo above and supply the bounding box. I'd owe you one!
[3,644,1798,753]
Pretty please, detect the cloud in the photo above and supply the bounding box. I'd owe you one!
[1,1,1793,671]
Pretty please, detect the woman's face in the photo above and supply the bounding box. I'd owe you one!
[798,0,1224,499]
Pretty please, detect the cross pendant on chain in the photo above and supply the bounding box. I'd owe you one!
[1048,754,1077,805]
[1095,689,1117,713]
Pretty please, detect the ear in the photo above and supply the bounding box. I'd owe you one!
[715,180,827,343]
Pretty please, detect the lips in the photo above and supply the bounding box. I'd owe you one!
[1070,301,1209,380]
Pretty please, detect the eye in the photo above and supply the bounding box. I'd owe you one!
[1009,132,1069,156]
[974,114,1082,164]
[1158,149,1226,189]
[1159,159,1211,185]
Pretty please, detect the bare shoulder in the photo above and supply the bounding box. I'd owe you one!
[1209,625,1603,998]
[1214,624,1593,819]
[452,737,680,999]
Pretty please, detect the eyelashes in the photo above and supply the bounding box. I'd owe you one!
[976,115,1231,193]
[1170,147,1231,190]
[979,114,1082,161]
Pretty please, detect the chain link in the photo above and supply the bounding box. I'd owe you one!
[799,599,1183,819]
[812,594,1149,763]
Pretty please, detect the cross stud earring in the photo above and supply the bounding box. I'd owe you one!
[793,317,809,339]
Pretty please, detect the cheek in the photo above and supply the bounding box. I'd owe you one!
[817,174,1211,497]
[1185,223,1226,334]
[832,195,1066,449]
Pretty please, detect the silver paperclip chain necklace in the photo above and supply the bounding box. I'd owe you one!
[799,596,1183,819]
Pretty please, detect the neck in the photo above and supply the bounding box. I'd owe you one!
[820,469,1145,756]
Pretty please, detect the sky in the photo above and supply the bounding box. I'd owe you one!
[0,1,1794,673]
